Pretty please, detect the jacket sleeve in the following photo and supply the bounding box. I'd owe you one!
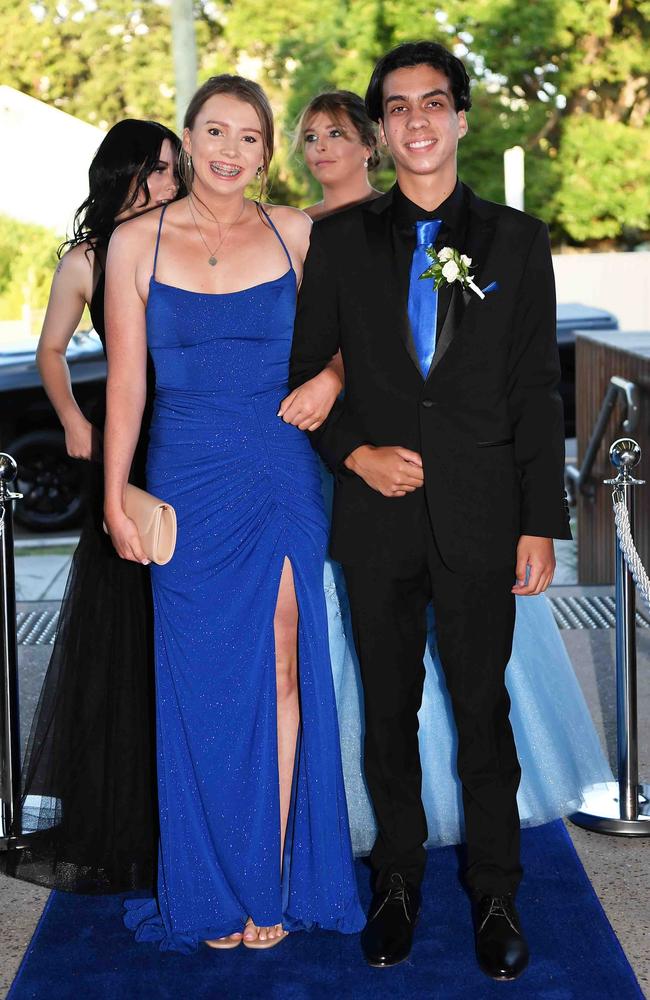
[507,222,572,540]
[289,223,368,473]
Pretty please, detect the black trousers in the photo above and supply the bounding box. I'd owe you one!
[342,513,522,898]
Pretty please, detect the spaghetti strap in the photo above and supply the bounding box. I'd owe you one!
[152,205,167,279]
[258,203,293,271]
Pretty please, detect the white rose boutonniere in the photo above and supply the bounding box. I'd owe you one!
[441,259,460,283]
[419,245,485,299]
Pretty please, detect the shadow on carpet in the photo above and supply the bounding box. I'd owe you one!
[7,821,643,1000]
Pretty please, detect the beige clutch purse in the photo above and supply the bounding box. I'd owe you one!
[113,484,177,565]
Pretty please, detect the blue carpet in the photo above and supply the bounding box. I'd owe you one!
[7,821,643,1000]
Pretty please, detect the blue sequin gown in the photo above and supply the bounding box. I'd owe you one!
[124,206,364,953]
[321,466,613,853]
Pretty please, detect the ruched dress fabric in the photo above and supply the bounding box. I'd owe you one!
[124,207,364,953]
[320,473,613,854]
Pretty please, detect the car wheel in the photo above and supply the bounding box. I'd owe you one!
[8,430,85,532]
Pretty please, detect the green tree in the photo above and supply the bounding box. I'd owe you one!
[445,0,650,241]
[555,116,650,242]
[0,215,59,323]
[0,0,224,129]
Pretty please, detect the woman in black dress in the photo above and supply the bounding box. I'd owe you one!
[8,120,181,893]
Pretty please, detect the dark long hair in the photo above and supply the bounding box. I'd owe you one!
[60,119,181,256]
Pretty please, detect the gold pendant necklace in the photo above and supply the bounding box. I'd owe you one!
[187,197,246,266]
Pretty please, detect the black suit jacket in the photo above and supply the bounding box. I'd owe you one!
[289,183,572,572]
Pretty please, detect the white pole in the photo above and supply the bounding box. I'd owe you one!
[504,145,525,211]
[170,0,198,136]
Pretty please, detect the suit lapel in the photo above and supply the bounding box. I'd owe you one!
[426,190,499,381]
[427,281,464,378]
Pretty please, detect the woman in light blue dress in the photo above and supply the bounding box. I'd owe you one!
[290,90,612,855]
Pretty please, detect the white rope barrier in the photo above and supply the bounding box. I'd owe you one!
[612,491,650,611]
[569,439,650,834]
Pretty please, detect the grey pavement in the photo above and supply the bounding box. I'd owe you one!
[14,552,73,601]
[2,538,649,998]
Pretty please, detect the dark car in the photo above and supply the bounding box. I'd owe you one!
[556,303,618,438]
[0,331,106,531]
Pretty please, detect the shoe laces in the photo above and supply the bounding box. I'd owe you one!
[479,895,518,934]
[385,874,411,920]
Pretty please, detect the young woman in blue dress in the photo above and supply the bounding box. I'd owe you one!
[282,89,612,856]
[104,76,364,953]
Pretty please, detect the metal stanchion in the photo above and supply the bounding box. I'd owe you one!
[0,453,23,850]
[570,438,650,835]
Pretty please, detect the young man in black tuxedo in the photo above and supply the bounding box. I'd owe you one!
[288,41,571,979]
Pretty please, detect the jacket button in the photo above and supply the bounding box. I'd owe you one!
[421,399,434,408]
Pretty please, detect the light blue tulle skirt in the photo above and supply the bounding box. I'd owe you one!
[321,485,613,855]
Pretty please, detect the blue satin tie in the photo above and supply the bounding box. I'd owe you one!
[407,219,442,377]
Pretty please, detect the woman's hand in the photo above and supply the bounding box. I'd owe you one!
[64,415,101,461]
[104,508,150,565]
[278,367,343,431]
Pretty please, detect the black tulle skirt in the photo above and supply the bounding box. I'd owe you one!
[7,454,157,894]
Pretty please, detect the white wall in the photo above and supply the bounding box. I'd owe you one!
[0,86,104,237]
[552,252,650,332]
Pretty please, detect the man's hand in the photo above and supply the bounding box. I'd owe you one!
[512,535,556,595]
[345,445,424,497]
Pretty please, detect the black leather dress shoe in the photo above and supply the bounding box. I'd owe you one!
[361,873,421,968]
[473,894,529,981]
